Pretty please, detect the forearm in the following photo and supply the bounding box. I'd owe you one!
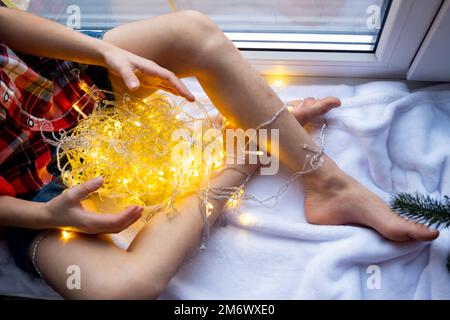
[0,195,51,229]
[0,7,110,66]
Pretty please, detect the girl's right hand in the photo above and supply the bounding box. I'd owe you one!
[45,177,142,234]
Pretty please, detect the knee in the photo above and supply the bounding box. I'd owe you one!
[170,10,234,57]
[175,10,220,35]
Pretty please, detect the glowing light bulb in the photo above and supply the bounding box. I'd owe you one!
[271,78,286,93]
[273,79,283,87]
[79,80,91,92]
[227,198,239,209]
[206,202,214,217]
[238,214,257,226]
[61,230,74,241]
[72,103,88,118]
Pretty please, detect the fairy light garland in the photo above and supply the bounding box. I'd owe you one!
[54,88,223,219]
[40,83,326,251]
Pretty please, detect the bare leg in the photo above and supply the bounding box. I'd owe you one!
[103,11,438,241]
[35,163,258,299]
[33,97,330,299]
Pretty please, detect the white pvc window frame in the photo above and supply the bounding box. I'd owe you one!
[239,0,443,79]
[226,32,377,52]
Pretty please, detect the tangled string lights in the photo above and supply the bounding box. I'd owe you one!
[42,82,327,252]
[55,88,223,219]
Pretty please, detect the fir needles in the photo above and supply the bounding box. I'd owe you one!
[390,192,450,229]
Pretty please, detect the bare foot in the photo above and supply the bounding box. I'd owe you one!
[227,95,437,242]
[289,97,438,241]
[302,169,439,241]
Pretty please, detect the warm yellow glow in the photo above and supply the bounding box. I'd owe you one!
[59,92,224,215]
[238,214,258,226]
[273,79,284,88]
[227,198,238,208]
[227,189,245,210]
[206,202,214,217]
[72,103,88,118]
[270,77,287,93]
[222,116,232,128]
[61,230,74,241]
[167,0,178,11]
[79,80,91,93]
[287,105,295,112]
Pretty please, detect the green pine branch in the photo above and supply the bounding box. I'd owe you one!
[390,192,450,229]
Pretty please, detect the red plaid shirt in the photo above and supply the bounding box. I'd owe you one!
[0,40,98,197]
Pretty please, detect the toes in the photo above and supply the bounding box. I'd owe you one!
[323,96,342,108]
[381,223,412,242]
[309,97,341,116]
[290,96,341,125]
[380,215,440,242]
[302,97,317,108]
[290,98,317,124]
[406,222,440,241]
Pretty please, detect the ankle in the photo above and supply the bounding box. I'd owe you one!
[301,156,349,193]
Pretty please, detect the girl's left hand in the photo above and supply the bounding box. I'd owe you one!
[101,44,195,102]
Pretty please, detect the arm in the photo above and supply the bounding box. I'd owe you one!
[0,178,142,233]
[0,7,194,100]
[0,196,48,229]
[0,7,110,67]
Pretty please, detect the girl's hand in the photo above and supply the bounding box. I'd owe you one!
[45,177,142,234]
[101,44,195,102]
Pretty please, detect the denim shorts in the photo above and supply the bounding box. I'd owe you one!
[5,29,113,278]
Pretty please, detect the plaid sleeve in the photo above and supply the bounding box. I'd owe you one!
[0,175,16,196]
[0,38,101,196]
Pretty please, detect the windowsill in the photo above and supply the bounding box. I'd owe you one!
[261,75,441,91]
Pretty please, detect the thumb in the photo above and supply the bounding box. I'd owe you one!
[119,64,140,91]
[64,177,104,203]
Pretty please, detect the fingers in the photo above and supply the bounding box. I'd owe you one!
[80,206,143,234]
[119,64,141,91]
[157,81,180,96]
[158,70,195,102]
[64,177,104,204]
[138,59,195,102]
